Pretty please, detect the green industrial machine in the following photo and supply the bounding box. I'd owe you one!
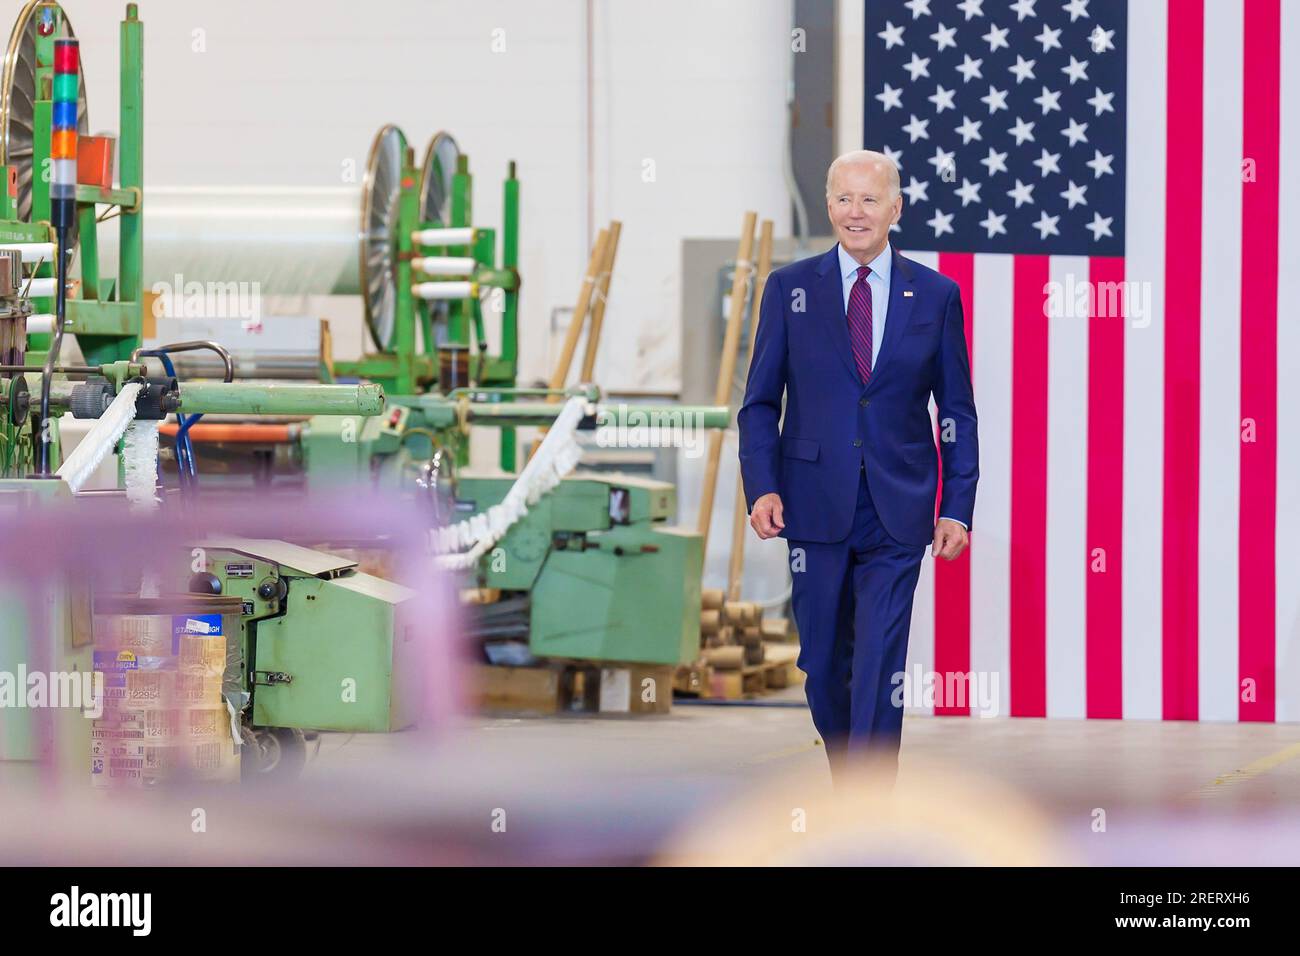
[327,126,521,469]
[302,387,730,667]
[185,538,419,776]
[0,2,425,781]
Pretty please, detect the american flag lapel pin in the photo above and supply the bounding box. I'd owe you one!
[903,290,914,297]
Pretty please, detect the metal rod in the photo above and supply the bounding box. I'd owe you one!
[176,382,385,416]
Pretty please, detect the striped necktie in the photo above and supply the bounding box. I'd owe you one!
[847,264,873,384]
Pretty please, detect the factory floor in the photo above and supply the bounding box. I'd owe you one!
[300,687,1300,865]
[8,687,1299,865]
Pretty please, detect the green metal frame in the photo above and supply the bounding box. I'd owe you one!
[332,151,520,470]
[0,3,144,478]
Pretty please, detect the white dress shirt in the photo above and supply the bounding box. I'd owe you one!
[837,241,892,367]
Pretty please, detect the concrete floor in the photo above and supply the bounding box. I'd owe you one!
[6,684,1299,864]
[289,685,1300,865]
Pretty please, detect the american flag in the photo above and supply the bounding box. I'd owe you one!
[864,0,1296,722]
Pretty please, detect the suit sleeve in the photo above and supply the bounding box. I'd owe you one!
[736,270,787,513]
[933,281,979,530]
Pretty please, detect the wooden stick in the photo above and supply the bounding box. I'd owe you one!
[580,220,621,382]
[547,228,609,398]
[726,219,774,601]
[697,211,757,555]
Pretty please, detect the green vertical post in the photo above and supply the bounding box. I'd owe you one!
[118,4,143,325]
[498,161,520,471]
[447,157,472,349]
[27,17,54,352]
[394,152,418,395]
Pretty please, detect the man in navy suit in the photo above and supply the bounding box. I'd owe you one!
[738,150,979,783]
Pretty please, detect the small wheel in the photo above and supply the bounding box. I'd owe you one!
[242,726,307,782]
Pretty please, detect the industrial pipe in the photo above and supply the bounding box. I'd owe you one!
[176,382,384,416]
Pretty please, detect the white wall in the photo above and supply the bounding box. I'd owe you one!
[61,0,791,390]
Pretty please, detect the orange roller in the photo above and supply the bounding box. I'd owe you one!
[159,422,295,444]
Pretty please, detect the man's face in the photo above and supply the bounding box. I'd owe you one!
[826,161,902,263]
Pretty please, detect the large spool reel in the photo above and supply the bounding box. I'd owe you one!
[0,1,89,245]
[416,130,461,345]
[358,126,463,353]
[358,124,406,353]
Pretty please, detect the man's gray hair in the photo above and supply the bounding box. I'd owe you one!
[825,149,902,199]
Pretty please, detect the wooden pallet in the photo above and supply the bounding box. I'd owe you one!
[675,643,802,700]
[473,660,675,716]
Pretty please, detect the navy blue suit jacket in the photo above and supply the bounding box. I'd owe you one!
[738,244,979,547]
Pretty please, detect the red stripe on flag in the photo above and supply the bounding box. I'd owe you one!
[1238,0,1279,722]
[1161,0,1204,721]
[935,253,974,716]
[1086,256,1125,718]
[1010,255,1049,717]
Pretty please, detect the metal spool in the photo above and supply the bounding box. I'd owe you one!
[417,131,462,342]
[0,1,89,247]
[419,130,460,229]
[358,123,407,352]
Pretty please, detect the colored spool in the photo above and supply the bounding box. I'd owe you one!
[53,39,78,73]
[50,130,76,160]
[52,74,79,106]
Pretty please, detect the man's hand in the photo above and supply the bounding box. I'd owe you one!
[932,518,969,560]
[750,492,785,540]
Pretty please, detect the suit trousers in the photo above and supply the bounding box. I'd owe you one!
[789,466,927,782]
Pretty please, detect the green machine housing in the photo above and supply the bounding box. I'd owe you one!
[456,471,703,666]
[300,392,730,668]
[193,539,420,733]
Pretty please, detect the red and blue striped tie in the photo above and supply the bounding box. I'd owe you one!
[847,265,873,384]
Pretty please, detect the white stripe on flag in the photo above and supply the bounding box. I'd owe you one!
[1198,0,1244,722]
[903,248,937,715]
[1276,0,1300,723]
[970,253,1013,720]
[1122,0,1167,721]
[1046,255,1089,719]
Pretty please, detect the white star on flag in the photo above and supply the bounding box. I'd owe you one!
[955,178,983,206]
[929,84,957,112]
[1033,210,1060,238]
[1033,147,1061,176]
[980,146,1009,175]
[1061,117,1089,146]
[955,115,984,144]
[927,208,955,236]
[981,84,1009,113]
[877,21,905,50]
[1063,0,1090,24]
[902,113,931,142]
[1006,178,1035,207]
[1086,211,1113,240]
[1009,116,1036,145]
[931,23,958,52]
[982,23,1010,52]
[1060,179,1088,208]
[980,209,1008,236]
[1085,149,1114,178]
[1087,87,1114,116]
[1011,0,1038,22]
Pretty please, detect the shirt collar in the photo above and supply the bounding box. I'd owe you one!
[838,241,892,282]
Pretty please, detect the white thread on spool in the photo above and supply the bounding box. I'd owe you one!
[412,227,475,247]
[23,277,57,298]
[0,243,55,263]
[412,256,476,276]
[412,281,475,301]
